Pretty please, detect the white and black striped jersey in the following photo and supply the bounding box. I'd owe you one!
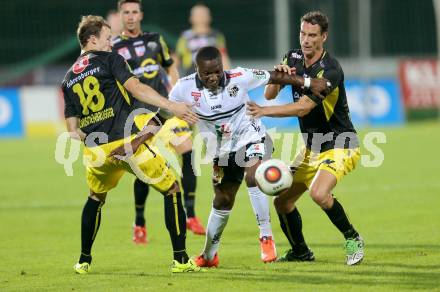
[169,67,270,158]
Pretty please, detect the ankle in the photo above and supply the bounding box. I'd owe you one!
[79,253,92,264]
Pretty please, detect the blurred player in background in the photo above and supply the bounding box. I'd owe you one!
[176,4,231,76]
[247,11,364,266]
[112,0,206,244]
[106,9,123,38]
[169,46,330,266]
[63,15,201,273]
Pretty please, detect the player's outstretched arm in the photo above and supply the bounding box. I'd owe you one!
[247,95,317,118]
[108,115,166,160]
[264,64,295,100]
[123,77,198,124]
[264,84,281,100]
[65,117,86,141]
[268,71,330,99]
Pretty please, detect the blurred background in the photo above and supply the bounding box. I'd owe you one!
[2,2,440,289]
[0,0,439,136]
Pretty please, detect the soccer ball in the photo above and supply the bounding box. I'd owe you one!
[255,159,293,196]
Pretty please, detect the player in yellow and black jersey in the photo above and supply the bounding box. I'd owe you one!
[279,48,359,152]
[112,0,206,243]
[62,15,201,274]
[247,11,364,266]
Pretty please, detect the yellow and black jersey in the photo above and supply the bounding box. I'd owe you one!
[176,29,227,76]
[282,49,359,152]
[112,32,173,110]
[62,50,136,144]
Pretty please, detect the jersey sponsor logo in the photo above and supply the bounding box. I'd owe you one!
[135,45,146,57]
[226,72,243,78]
[227,84,240,97]
[73,56,89,74]
[117,47,132,60]
[291,52,303,59]
[133,58,159,79]
[133,40,144,46]
[191,91,201,101]
[146,41,158,50]
[211,104,222,110]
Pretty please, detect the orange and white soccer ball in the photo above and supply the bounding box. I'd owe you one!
[255,159,293,196]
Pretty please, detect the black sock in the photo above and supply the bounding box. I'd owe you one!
[278,208,309,254]
[324,197,359,239]
[79,197,104,264]
[134,178,149,226]
[164,192,188,263]
[181,151,196,218]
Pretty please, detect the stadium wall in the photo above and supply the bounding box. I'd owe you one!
[0,86,64,137]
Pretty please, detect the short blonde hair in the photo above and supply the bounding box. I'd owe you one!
[77,15,110,48]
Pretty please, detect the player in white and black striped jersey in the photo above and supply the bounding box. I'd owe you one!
[169,46,330,266]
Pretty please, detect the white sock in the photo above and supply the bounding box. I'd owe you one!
[248,186,273,238]
[202,207,231,260]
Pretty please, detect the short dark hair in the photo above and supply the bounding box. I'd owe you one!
[301,11,329,33]
[118,0,142,11]
[76,15,110,48]
[195,46,221,64]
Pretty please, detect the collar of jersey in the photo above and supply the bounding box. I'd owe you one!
[303,50,327,69]
[195,72,227,90]
[79,50,98,57]
[120,31,143,40]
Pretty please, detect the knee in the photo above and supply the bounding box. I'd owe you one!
[163,182,180,196]
[273,194,295,214]
[309,186,332,209]
[213,194,234,210]
[244,173,257,187]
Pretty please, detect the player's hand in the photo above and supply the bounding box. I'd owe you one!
[274,64,296,75]
[310,78,331,99]
[170,102,199,124]
[247,101,266,118]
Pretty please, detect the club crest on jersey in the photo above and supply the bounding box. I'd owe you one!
[135,45,146,57]
[228,84,240,97]
[73,55,89,74]
[146,41,158,50]
[117,47,131,60]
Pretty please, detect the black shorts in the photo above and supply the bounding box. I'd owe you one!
[212,135,273,185]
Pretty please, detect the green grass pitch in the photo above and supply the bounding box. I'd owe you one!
[1,122,439,291]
